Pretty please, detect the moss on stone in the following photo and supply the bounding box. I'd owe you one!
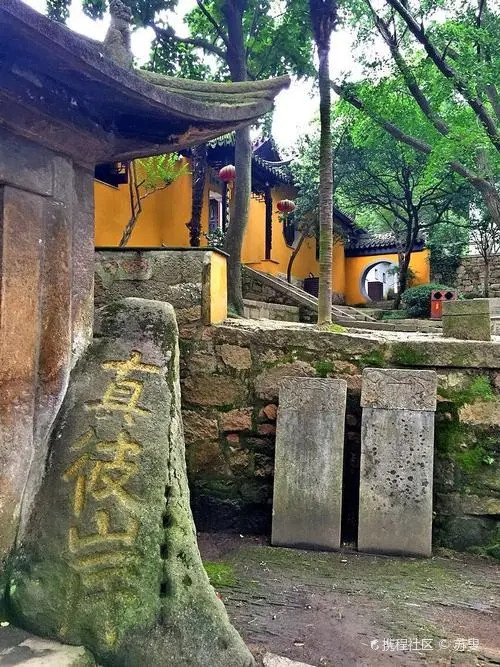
[391,344,427,366]
[203,562,236,587]
[356,351,387,369]
[323,323,348,333]
[313,360,335,377]
[439,375,495,407]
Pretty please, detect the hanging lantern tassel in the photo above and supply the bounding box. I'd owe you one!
[277,198,296,222]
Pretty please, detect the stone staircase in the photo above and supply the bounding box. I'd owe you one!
[242,267,376,323]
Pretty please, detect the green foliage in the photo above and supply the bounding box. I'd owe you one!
[47,0,176,24]
[137,154,188,196]
[313,360,335,377]
[335,0,499,223]
[357,350,387,368]
[391,344,427,366]
[204,228,226,249]
[381,310,409,320]
[428,218,468,285]
[401,283,455,318]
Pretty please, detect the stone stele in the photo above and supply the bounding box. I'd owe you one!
[7,299,253,667]
[442,298,492,341]
[358,368,437,557]
[272,377,347,550]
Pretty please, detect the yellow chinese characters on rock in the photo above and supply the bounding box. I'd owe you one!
[85,351,161,424]
[62,351,161,593]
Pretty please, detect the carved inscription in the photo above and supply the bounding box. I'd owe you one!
[63,351,160,591]
[85,351,161,424]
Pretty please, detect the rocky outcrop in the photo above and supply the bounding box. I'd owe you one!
[6,299,253,667]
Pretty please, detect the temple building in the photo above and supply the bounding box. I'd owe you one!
[94,135,430,305]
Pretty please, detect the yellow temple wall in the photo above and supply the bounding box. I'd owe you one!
[344,249,430,305]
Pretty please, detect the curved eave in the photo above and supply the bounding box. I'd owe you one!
[0,0,290,165]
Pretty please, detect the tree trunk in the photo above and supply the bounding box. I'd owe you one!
[222,0,251,315]
[484,257,490,297]
[224,126,252,313]
[317,42,333,324]
[393,251,411,309]
[287,232,306,283]
[188,143,207,247]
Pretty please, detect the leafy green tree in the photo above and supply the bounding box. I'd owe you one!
[334,0,500,229]
[428,217,468,286]
[336,125,469,308]
[289,122,352,282]
[46,0,314,313]
[149,0,314,313]
[309,0,338,324]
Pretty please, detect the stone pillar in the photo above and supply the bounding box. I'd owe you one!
[442,299,491,341]
[0,129,95,563]
[358,368,437,557]
[272,377,347,550]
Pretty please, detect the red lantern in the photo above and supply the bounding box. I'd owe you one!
[219,164,236,182]
[277,199,296,214]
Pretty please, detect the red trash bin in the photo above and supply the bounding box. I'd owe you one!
[431,289,457,320]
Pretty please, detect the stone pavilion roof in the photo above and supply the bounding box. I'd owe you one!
[0,0,289,166]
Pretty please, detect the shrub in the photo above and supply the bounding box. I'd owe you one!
[401,283,455,318]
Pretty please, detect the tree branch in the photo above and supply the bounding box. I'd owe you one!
[385,0,500,151]
[331,80,500,222]
[364,0,449,136]
[151,24,227,60]
[196,0,230,49]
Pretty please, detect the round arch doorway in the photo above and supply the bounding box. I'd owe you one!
[360,260,399,302]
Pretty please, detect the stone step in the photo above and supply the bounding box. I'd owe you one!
[244,268,375,322]
[336,318,443,333]
[243,298,300,322]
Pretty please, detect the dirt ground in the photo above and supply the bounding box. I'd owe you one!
[198,534,500,667]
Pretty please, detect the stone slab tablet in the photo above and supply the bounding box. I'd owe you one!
[272,377,347,550]
[361,368,437,412]
[358,368,437,557]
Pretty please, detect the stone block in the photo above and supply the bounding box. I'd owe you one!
[443,299,490,315]
[442,299,491,341]
[220,408,253,431]
[182,410,219,441]
[182,374,247,407]
[255,362,316,401]
[442,313,491,341]
[272,377,347,550]
[358,368,437,557]
[218,344,252,370]
[361,368,437,412]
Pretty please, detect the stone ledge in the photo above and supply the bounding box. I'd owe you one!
[0,626,95,666]
[212,320,500,369]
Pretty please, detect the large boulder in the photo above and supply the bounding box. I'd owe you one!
[6,298,253,666]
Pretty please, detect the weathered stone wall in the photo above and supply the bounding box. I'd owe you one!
[449,254,500,297]
[179,321,500,557]
[95,249,227,334]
